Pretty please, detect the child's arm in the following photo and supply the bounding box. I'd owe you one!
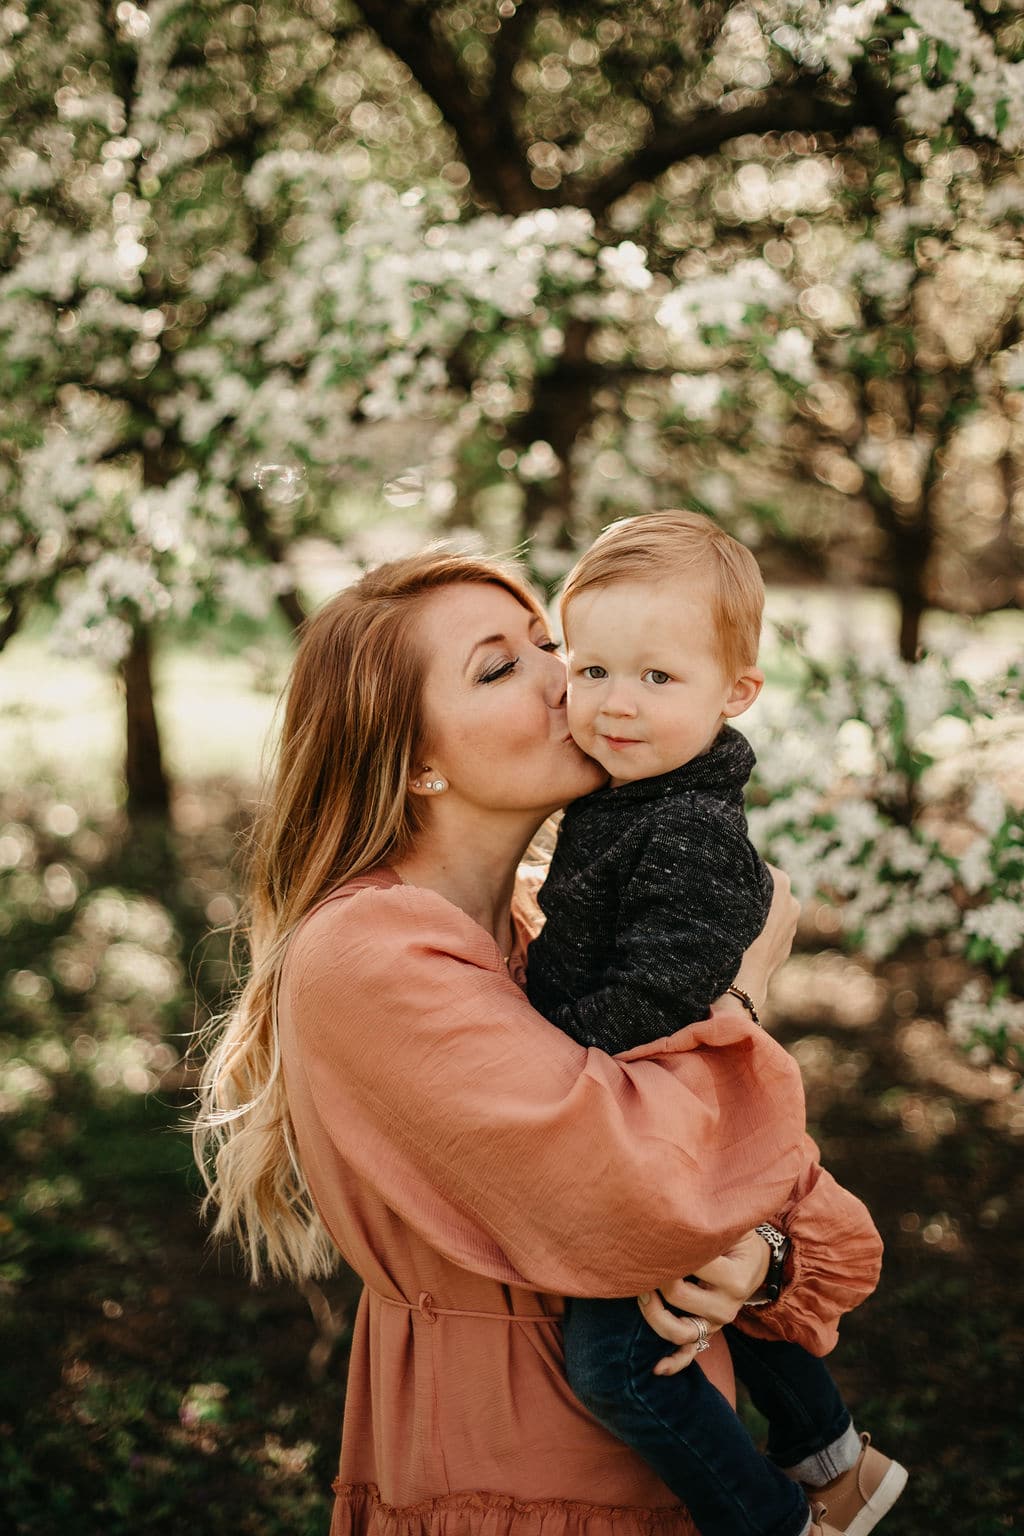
[536,817,774,1052]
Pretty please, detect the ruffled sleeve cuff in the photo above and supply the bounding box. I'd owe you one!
[735,1138,884,1357]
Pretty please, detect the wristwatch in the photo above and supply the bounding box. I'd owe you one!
[746,1223,791,1306]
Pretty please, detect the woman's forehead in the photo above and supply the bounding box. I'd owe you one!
[415,582,540,688]
[421,580,539,637]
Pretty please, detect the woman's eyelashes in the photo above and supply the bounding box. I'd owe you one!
[479,656,519,683]
[478,637,559,683]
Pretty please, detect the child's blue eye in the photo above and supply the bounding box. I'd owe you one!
[580,665,607,680]
[644,669,672,685]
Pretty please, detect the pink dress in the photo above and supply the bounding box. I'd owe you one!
[278,869,882,1535]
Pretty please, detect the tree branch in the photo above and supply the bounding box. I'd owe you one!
[580,89,867,215]
[347,0,542,212]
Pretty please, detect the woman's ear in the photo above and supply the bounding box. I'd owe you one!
[722,667,764,719]
[409,767,448,796]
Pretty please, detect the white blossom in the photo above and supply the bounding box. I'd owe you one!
[897,81,960,137]
[947,979,1024,1054]
[657,261,792,345]
[670,373,726,420]
[765,328,818,384]
[968,781,1007,837]
[1000,349,1024,390]
[797,0,889,82]
[598,242,652,292]
[963,899,1024,958]
[518,440,562,482]
[958,838,992,895]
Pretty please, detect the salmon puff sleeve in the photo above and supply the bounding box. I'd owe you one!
[733,1141,884,1356]
[282,883,823,1301]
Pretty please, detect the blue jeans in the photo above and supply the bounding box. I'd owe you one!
[564,1297,852,1536]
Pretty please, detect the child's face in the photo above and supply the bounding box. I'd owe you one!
[564,578,762,787]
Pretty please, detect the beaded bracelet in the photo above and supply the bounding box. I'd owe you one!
[725,984,761,1026]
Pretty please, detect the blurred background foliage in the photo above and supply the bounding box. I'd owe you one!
[1,1,1023,1532]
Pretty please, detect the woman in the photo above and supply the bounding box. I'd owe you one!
[194,550,881,1536]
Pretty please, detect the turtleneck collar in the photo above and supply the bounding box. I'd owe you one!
[571,724,756,810]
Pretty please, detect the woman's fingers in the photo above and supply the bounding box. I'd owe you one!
[656,1275,735,1323]
[638,1232,779,1378]
[692,1230,772,1304]
[637,1291,719,1377]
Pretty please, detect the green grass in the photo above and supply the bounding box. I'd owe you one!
[2,595,1023,1533]
[0,779,1021,1533]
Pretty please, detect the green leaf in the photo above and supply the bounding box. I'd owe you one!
[936,41,958,79]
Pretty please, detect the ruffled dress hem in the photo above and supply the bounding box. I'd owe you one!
[329,1482,693,1535]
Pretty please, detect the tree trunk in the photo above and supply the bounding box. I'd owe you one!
[0,592,22,651]
[122,623,170,818]
[896,586,925,664]
[515,319,598,545]
[885,509,931,662]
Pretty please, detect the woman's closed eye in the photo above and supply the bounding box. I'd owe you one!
[479,637,560,683]
[479,656,519,683]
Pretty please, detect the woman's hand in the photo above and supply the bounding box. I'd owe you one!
[724,864,800,1015]
[637,1229,772,1377]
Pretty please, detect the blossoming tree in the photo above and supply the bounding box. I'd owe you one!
[2,0,1023,808]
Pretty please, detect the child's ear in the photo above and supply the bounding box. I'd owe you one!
[722,667,764,719]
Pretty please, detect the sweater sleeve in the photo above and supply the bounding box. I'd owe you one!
[280,882,808,1299]
[537,818,774,1052]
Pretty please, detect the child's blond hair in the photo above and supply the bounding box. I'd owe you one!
[561,510,764,680]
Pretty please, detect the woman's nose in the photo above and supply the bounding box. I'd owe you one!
[544,648,568,709]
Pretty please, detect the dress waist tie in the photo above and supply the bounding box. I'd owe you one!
[368,1287,560,1326]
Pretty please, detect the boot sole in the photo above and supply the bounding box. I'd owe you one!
[841,1461,909,1536]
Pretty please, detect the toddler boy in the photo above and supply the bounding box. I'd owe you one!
[527,511,907,1536]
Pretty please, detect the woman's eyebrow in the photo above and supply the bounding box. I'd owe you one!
[464,633,508,671]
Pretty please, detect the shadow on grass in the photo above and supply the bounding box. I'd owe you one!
[1,781,1020,1534]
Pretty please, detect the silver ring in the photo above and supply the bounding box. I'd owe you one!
[692,1316,710,1351]
[695,1337,710,1354]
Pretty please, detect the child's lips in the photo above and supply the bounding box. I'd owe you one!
[601,734,643,749]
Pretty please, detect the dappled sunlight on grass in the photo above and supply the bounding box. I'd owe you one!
[0,641,1021,1531]
[0,779,356,1535]
[0,632,289,793]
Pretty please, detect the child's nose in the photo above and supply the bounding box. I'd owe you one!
[602,683,637,717]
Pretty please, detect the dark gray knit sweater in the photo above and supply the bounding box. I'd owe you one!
[526,725,774,1052]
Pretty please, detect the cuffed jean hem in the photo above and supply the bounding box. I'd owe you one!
[722,1327,853,1472]
[782,1421,862,1488]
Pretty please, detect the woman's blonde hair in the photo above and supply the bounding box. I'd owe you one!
[192,548,546,1283]
[561,510,764,679]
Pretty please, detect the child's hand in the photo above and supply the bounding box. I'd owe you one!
[637,1229,772,1376]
